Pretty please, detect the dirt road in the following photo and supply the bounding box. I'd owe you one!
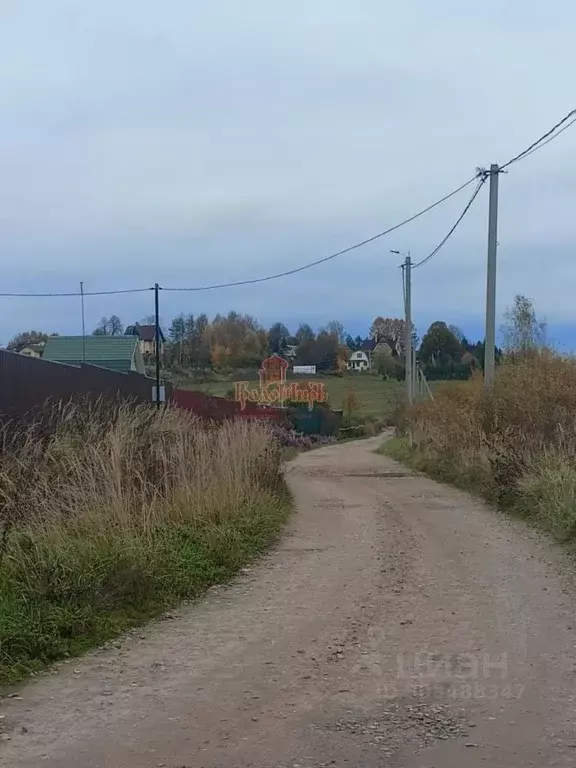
[2,436,576,767]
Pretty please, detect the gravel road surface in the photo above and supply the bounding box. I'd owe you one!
[2,436,576,767]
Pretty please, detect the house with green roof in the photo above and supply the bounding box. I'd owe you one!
[43,336,146,374]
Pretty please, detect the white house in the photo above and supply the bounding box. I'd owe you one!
[347,350,371,371]
[346,339,392,371]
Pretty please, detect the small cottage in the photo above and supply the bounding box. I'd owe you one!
[125,324,166,359]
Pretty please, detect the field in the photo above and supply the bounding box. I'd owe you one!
[188,373,403,422]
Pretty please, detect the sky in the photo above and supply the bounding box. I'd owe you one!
[1,1,575,348]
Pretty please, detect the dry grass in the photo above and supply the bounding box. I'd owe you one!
[0,401,288,684]
[386,352,576,540]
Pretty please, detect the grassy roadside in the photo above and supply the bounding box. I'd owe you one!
[378,436,490,496]
[380,355,576,545]
[0,403,291,687]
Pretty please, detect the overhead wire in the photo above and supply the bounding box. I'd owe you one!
[411,176,488,270]
[159,174,483,292]
[0,287,154,298]
[501,115,576,166]
[499,107,576,170]
[1,107,575,299]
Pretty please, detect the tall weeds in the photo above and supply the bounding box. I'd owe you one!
[391,352,576,539]
[0,401,288,684]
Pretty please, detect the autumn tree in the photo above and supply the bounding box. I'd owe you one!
[324,320,346,344]
[268,322,291,355]
[295,323,315,344]
[92,315,123,336]
[372,345,398,378]
[206,312,267,369]
[194,314,211,366]
[461,339,503,371]
[295,328,342,371]
[448,324,464,343]
[7,330,51,351]
[92,318,108,336]
[501,294,547,357]
[315,330,340,371]
[168,314,186,365]
[344,334,357,350]
[166,313,211,368]
[370,317,407,357]
[419,321,463,367]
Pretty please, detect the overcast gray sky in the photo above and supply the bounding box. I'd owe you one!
[1,1,575,344]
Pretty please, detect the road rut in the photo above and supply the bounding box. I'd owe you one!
[2,436,576,766]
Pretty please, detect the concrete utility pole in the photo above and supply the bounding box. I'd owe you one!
[80,281,86,363]
[390,250,415,405]
[154,283,161,409]
[392,250,413,404]
[402,254,413,404]
[412,333,417,401]
[484,164,500,388]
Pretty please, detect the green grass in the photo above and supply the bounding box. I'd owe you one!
[0,403,292,688]
[378,436,414,462]
[380,436,576,546]
[0,492,291,687]
[380,435,497,496]
[188,373,402,422]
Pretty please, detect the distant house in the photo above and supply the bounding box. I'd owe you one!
[347,350,371,371]
[346,339,391,371]
[284,344,298,360]
[16,342,45,359]
[43,336,146,374]
[125,324,165,359]
[347,339,375,371]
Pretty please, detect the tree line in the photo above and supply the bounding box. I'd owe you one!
[165,315,351,372]
[7,294,544,379]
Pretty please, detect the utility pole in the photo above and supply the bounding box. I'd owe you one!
[393,249,413,404]
[404,254,413,404]
[80,281,86,363]
[154,283,161,408]
[412,333,417,400]
[484,164,499,387]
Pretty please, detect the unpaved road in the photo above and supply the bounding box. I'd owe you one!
[3,436,576,767]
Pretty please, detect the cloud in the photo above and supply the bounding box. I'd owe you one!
[1,0,575,343]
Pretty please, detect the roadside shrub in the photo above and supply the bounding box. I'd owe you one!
[518,453,576,541]
[342,384,361,424]
[269,423,336,451]
[393,352,576,540]
[0,401,288,683]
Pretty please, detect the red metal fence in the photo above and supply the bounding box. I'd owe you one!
[0,349,165,420]
[0,349,283,424]
[171,387,284,422]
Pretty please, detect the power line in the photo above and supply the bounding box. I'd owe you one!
[500,107,576,170]
[0,287,154,298]
[160,174,483,292]
[504,115,576,165]
[1,108,575,299]
[412,176,487,269]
